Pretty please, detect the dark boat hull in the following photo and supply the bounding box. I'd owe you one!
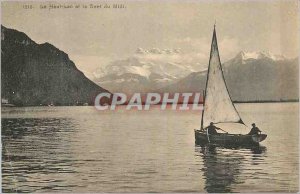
[195,130,267,146]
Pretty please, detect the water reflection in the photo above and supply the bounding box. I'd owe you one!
[2,104,298,192]
[2,118,78,193]
[195,145,266,193]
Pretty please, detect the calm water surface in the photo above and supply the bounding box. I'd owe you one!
[2,103,299,192]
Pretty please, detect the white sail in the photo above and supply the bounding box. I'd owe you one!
[201,26,244,128]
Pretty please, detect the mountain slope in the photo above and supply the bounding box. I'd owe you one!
[1,25,110,106]
[161,52,299,102]
[93,57,196,93]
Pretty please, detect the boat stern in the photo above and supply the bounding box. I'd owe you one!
[251,134,267,143]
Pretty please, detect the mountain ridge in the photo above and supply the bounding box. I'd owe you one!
[93,56,196,93]
[92,49,298,102]
[161,53,299,102]
[1,25,110,106]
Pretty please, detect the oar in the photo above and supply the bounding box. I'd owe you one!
[218,128,229,133]
[206,128,210,143]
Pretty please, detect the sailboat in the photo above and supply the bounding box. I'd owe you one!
[194,25,267,146]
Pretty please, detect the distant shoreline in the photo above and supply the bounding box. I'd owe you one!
[233,99,299,104]
[1,99,299,108]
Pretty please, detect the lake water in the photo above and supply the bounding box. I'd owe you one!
[2,103,299,192]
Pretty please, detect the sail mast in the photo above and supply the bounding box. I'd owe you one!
[200,90,205,129]
[200,25,216,130]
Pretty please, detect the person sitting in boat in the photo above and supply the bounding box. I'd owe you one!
[248,123,262,135]
[205,122,221,135]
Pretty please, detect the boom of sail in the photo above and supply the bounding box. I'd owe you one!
[201,26,244,129]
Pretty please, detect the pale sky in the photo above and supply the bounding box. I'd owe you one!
[1,0,299,75]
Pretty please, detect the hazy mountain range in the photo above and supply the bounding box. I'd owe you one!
[93,56,197,94]
[94,51,298,102]
[1,25,298,105]
[162,51,299,101]
[1,26,109,106]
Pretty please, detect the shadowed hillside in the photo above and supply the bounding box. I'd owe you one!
[1,26,110,106]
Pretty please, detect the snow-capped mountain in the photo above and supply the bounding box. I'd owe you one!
[225,51,287,66]
[238,51,286,61]
[93,56,197,93]
[92,50,298,101]
[161,51,298,101]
